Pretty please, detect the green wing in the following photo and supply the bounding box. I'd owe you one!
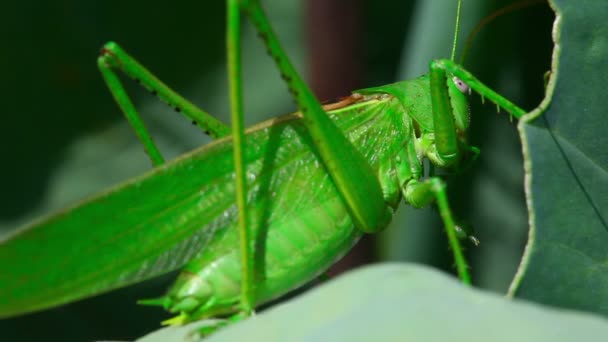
[0,95,405,318]
[0,131,238,317]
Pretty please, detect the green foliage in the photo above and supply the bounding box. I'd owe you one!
[510,0,608,315]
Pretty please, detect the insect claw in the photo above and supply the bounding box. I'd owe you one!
[468,236,480,246]
[161,313,188,326]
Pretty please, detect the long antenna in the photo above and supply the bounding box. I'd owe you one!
[450,0,463,62]
[459,0,545,65]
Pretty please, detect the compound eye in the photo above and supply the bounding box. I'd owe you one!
[452,76,470,95]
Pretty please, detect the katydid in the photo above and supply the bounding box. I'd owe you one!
[0,0,530,333]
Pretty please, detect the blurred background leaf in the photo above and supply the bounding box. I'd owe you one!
[0,0,552,340]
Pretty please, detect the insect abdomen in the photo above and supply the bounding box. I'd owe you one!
[145,94,409,322]
[161,187,360,321]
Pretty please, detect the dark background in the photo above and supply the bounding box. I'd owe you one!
[0,0,553,340]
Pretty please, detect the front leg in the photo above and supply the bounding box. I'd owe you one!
[404,178,472,284]
[428,59,527,171]
[430,59,527,122]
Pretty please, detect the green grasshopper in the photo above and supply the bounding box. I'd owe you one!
[0,0,537,336]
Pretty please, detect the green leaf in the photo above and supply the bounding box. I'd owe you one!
[138,264,608,341]
[510,0,608,316]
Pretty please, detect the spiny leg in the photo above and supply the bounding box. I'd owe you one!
[221,0,394,324]
[241,0,391,233]
[155,1,256,329]
[404,178,471,285]
[431,59,527,119]
[228,0,254,318]
[98,42,230,166]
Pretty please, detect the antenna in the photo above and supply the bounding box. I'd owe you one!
[450,0,463,62]
[459,0,546,65]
